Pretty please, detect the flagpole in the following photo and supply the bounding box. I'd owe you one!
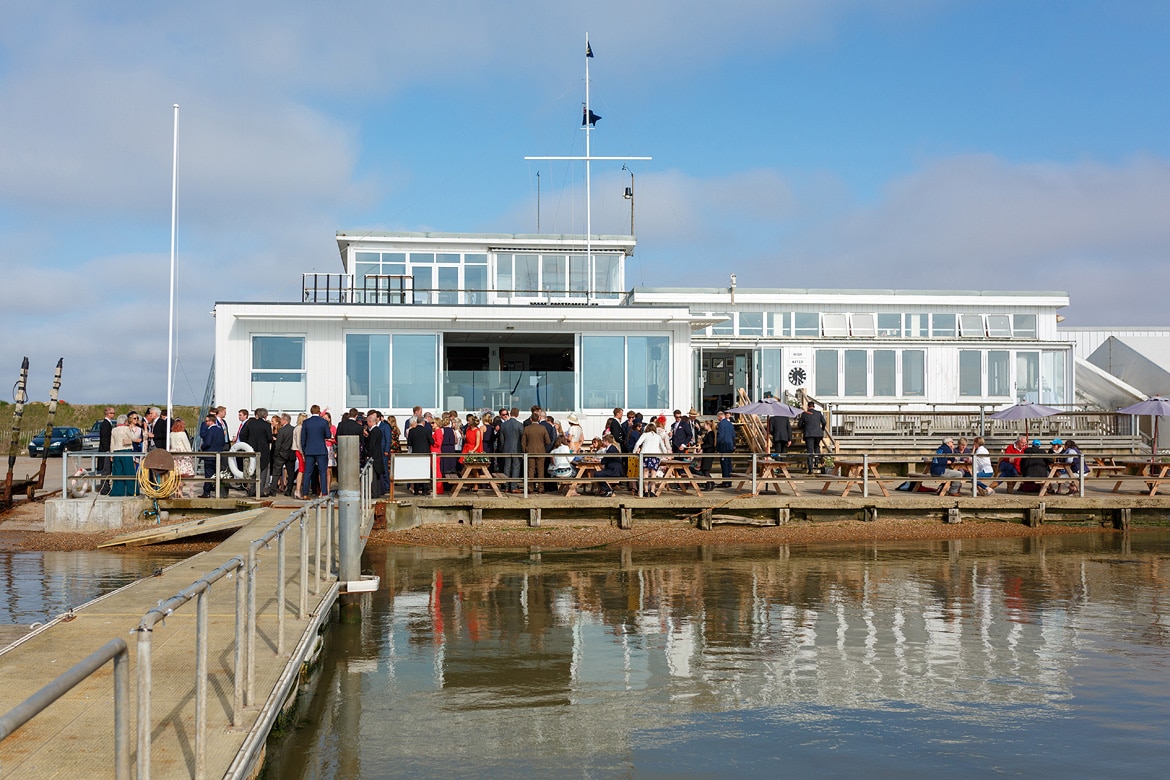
[524,36,650,300]
[166,103,179,451]
[584,32,592,289]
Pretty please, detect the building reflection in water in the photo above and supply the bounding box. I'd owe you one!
[366,533,1169,721]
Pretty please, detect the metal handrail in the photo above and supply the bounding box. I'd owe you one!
[63,450,263,499]
[0,638,131,779]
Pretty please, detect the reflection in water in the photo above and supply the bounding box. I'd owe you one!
[0,550,190,625]
[267,532,1170,778]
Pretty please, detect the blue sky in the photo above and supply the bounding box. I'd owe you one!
[2,1,1169,403]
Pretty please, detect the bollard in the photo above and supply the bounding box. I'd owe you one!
[337,436,361,586]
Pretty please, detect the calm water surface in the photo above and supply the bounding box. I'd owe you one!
[0,550,190,625]
[267,532,1170,778]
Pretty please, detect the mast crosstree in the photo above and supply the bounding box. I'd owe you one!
[525,33,651,295]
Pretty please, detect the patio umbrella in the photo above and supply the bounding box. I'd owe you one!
[1117,396,1170,458]
[727,398,802,417]
[988,401,1063,436]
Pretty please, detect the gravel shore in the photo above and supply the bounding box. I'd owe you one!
[1,498,1122,554]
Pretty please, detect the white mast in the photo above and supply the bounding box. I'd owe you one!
[526,33,650,296]
[166,103,179,450]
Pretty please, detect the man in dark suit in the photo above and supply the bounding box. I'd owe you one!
[200,412,227,497]
[272,413,295,495]
[716,410,736,487]
[149,407,168,450]
[498,407,524,492]
[97,406,117,494]
[768,413,792,457]
[365,410,386,498]
[300,404,331,497]
[239,408,273,496]
[405,416,434,495]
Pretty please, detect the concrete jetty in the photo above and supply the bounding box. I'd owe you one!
[0,505,342,779]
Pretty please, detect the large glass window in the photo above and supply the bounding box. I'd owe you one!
[465,264,487,305]
[739,311,763,337]
[874,350,896,396]
[594,254,622,299]
[1013,313,1038,338]
[495,254,513,301]
[568,255,588,298]
[345,334,389,408]
[412,266,432,305]
[1016,351,1039,403]
[931,313,956,338]
[770,312,791,337]
[815,350,838,396]
[760,348,783,398]
[581,336,625,409]
[959,350,982,396]
[1041,350,1067,405]
[988,350,1010,396]
[251,335,305,410]
[542,254,566,297]
[392,334,438,408]
[987,315,1012,338]
[877,313,901,337]
[515,254,539,297]
[627,336,670,409]
[903,349,925,396]
[904,313,929,338]
[794,312,820,337]
[844,350,867,396]
[436,266,458,305]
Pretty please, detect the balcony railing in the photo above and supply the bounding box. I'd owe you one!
[301,273,626,305]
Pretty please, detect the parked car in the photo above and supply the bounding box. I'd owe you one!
[27,426,85,457]
[83,420,103,450]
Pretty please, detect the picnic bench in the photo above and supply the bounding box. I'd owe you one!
[735,457,801,496]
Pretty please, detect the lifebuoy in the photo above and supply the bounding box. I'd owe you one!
[68,468,93,498]
[228,441,257,478]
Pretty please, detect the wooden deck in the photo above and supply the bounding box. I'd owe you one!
[0,507,337,779]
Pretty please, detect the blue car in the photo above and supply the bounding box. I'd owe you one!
[27,426,84,457]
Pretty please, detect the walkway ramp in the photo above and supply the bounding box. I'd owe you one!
[0,505,337,779]
[96,508,264,548]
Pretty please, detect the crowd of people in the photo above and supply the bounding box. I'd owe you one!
[93,401,1094,501]
[930,434,1085,495]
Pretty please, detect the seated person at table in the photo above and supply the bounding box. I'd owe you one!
[549,435,574,478]
[953,437,972,476]
[930,437,965,496]
[594,434,624,497]
[1062,439,1083,494]
[1018,439,1050,493]
[972,436,995,496]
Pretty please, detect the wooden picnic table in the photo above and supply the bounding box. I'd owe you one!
[449,462,503,497]
[821,458,891,498]
[563,458,602,498]
[1113,459,1170,496]
[735,458,801,496]
[654,459,705,496]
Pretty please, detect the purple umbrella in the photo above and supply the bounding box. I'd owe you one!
[727,398,802,417]
[988,401,1063,436]
[1117,396,1170,458]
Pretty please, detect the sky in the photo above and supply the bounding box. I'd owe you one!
[2,0,1169,404]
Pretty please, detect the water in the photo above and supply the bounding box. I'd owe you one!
[0,550,190,626]
[266,532,1170,778]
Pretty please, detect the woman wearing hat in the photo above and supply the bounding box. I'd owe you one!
[566,413,584,454]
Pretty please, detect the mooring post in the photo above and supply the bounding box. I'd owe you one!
[337,436,361,585]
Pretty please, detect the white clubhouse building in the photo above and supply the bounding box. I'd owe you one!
[213,230,1078,431]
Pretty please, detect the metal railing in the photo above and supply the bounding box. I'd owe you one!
[0,467,382,779]
[388,450,1162,501]
[0,638,132,779]
[62,450,263,499]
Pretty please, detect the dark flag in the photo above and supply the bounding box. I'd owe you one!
[586,42,594,58]
[582,107,601,127]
